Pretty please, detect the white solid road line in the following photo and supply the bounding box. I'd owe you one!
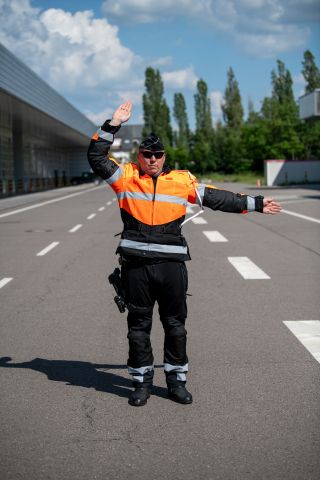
[0,185,105,219]
[0,277,13,289]
[69,224,83,233]
[228,256,270,279]
[282,209,320,224]
[87,213,96,220]
[192,217,208,224]
[36,242,60,257]
[283,321,320,364]
[98,207,105,211]
[203,230,228,242]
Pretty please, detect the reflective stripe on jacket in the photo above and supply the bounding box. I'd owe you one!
[87,122,256,261]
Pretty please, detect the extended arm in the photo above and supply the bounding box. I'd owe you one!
[196,185,281,214]
[202,186,264,213]
[87,101,132,180]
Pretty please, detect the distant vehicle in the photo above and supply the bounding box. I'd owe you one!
[70,171,99,185]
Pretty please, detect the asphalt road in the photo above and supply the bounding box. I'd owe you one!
[0,181,319,480]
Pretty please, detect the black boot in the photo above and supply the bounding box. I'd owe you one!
[168,384,193,404]
[128,385,151,406]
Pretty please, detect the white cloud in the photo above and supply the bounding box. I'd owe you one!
[150,56,173,67]
[102,0,317,56]
[162,67,198,89]
[293,73,307,97]
[210,90,224,122]
[0,0,145,123]
[85,107,114,126]
[101,0,205,23]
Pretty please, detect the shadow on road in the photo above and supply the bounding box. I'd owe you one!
[0,356,167,399]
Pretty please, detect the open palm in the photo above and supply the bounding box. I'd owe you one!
[112,101,132,125]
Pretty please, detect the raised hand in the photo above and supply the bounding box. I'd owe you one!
[110,101,132,126]
[263,198,282,214]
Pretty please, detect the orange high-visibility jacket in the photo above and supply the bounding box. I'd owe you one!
[88,121,262,261]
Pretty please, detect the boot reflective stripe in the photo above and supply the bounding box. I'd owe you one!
[106,165,123,185]
[176,373,187,381]
[164,363,189,372]
[96,128,114,142]
[128,365,154,382]
[247,196,255,212]
[117,191,187,206]
[119,239,188,255]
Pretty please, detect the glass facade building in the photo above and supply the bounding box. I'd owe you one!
[0,43,97,196]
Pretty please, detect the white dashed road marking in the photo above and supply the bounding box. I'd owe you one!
[192,217,208,224]
[228,256,270,279]
[112,198,116,202]
[87,213,96,220]
[106,201,112,206]
[203,231,228,242]
[186,206,194,214]
[36,242,60,257]
[69,224,83,233]
[282,209,320,224]
[283,321,320,364]
[0,277,13,289]
[98,207,105,211]
[0,185,105,218]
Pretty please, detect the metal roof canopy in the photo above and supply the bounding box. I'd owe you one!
[1,89,91,148]
[0,43,96,140]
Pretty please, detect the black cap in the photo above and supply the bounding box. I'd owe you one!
[139,132,164,151]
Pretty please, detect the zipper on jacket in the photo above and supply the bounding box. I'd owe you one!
[151,175,158,225]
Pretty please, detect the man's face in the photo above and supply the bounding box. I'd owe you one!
[138,150,166,176]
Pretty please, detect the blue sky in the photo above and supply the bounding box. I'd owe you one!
[1,0,319,128]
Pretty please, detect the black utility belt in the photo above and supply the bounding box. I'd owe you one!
[119,256,182,266]
[124,225,180,234]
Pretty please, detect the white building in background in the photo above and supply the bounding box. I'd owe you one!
[298,89,320,120]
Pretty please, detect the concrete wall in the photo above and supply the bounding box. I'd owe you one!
[264,160,320,186]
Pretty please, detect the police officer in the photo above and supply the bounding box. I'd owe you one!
[87,101,281,407]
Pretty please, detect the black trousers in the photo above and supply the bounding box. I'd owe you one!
[121,260,189,386]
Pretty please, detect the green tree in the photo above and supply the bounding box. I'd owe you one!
[192,79,214,173]
[298,119,320,160]
[142,67,172,146]
[173,93,190,149]
[302,50,320,93]
[268,60,298,120]
[259,60,303,160]
[216,68,247,173]
[194,79,212,138]
[222,67,244,129]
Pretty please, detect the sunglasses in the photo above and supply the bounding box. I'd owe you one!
[141,150,164,159]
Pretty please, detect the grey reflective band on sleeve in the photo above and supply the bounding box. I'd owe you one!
[106,165,123,185]
[118,239,188,255]
[117,191,187,206]
[97,128,114,142]
[247,196,255,212]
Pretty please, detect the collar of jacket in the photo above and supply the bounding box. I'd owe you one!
[139,164,172,177]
